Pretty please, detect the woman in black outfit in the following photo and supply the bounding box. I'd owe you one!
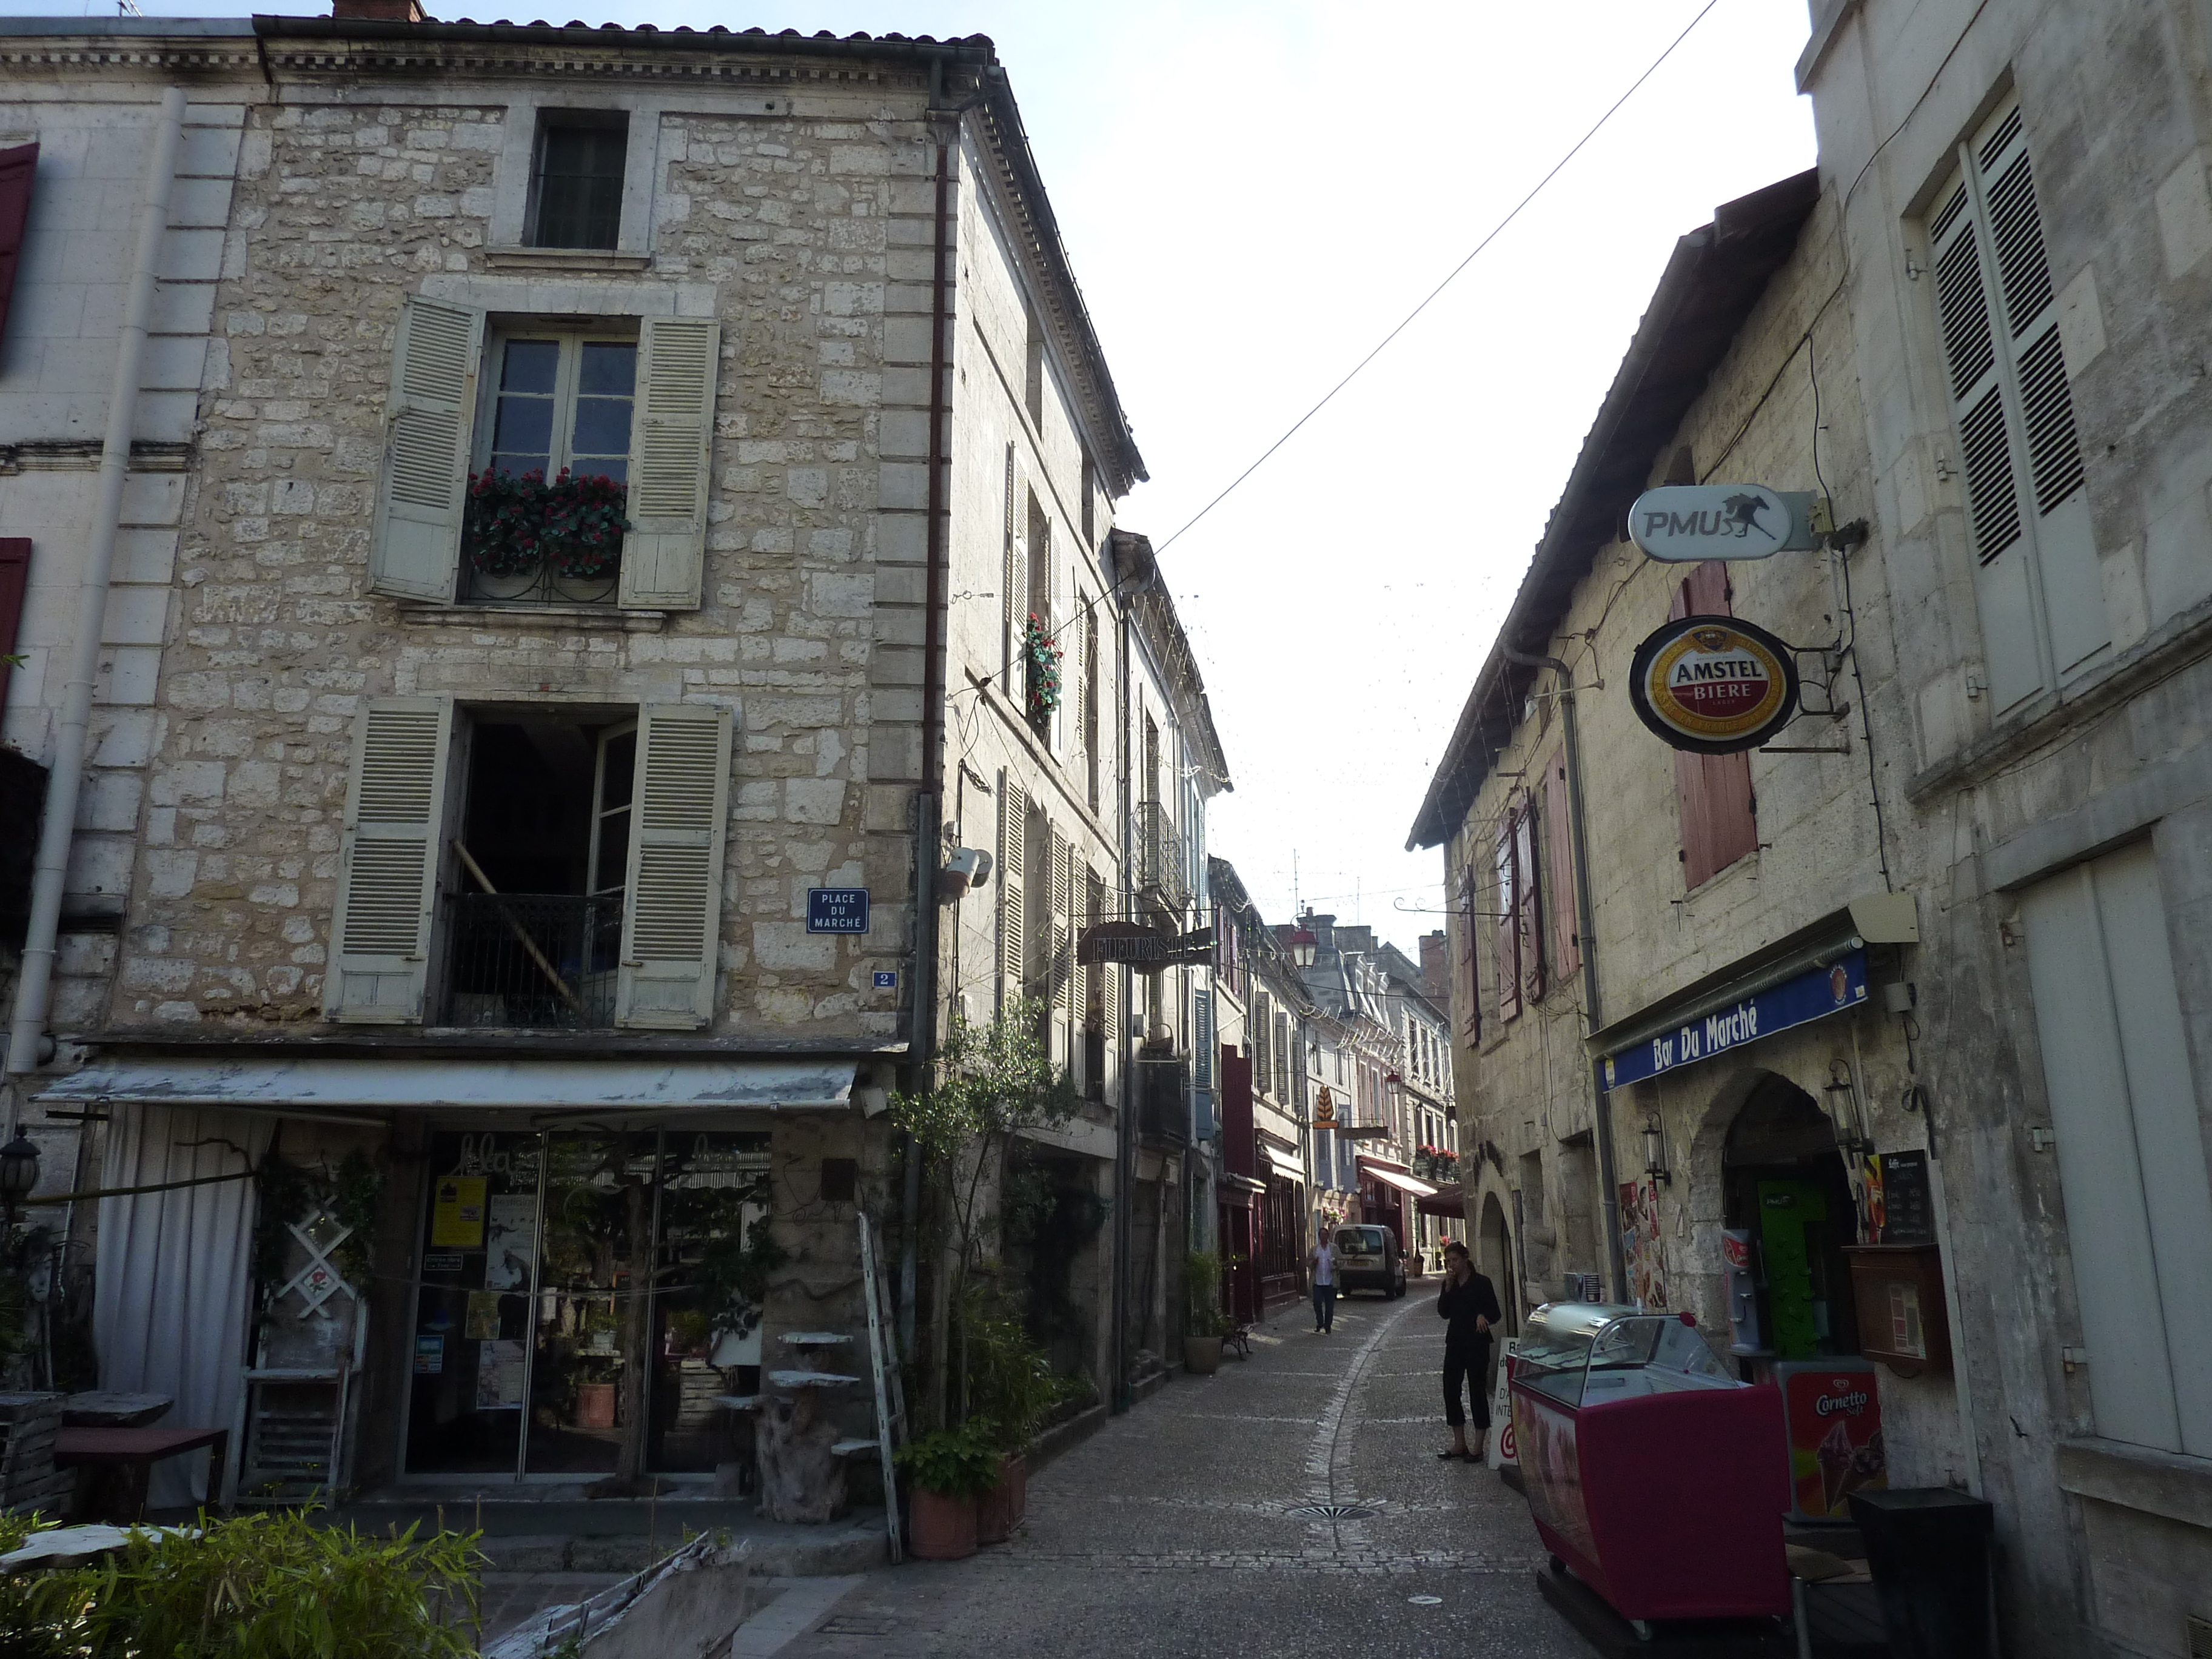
[1436,1239,1503,1461]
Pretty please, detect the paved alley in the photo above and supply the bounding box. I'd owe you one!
[772,1292,1584,1659]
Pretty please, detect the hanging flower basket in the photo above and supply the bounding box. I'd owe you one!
[1023,613,1063,722]
[465,468,631,581]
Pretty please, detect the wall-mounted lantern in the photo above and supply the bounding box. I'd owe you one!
[1641,1114,1672,1186]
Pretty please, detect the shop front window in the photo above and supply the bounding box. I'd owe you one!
[406,1127,770,1480]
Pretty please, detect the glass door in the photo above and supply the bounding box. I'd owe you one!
[649,1132,772,1472]
[525,1129,654,1476]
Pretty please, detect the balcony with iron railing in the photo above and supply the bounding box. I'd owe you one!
[440,891,622,1028]
[1134,799,1190,917]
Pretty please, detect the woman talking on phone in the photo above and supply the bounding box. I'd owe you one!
[1436,1238,1503,1462]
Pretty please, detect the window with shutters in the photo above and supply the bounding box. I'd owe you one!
[1458,859,1484,1042]
[1494,797,1543,1021]
[0,142,38,345]
[327,699,729,1029]
[526,113,628,251]
[1926,98,2105,710]
[370,299,718,612]
[1669,564,1759,888]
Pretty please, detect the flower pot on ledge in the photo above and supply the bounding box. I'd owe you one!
[908,1487,979,1560]
[975,1453,1027,1544]
[1184,1334,1222,1375]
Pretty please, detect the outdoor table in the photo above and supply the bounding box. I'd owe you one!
[55,1426,229,1523]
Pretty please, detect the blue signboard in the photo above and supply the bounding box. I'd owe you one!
[1602,950,1868,1091]
[806,888,871,934]
[872,970,897,988]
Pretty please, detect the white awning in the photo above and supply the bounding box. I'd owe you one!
[35,1056,857,1115]
[1263,1144,1305,1182]
[1361,1164,1438,1199]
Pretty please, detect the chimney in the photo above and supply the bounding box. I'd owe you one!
[1307,912,1337,950]
[332,0,432,19]
[1419,930,1449,1001]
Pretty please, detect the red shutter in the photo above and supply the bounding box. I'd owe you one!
[1671,562,1759,888]
[1543,751,1579,977]
[1495,815,1521,1023]
[0,539,29,714]
[1460,860,1483,1042]
[1514,802,1544,1004]
[0,145,37,344]
[1220,1050,1255,1179]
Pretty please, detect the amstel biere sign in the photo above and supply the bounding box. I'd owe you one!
[1628,614,1800,754]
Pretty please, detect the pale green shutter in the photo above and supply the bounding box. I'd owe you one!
[998,775,1026,1011]
[369,298,483,602]
[326,696,454,1021]
[618,318,721,609]
[616,703,732,1027]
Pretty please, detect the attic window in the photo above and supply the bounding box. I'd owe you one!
[528,113,628,250]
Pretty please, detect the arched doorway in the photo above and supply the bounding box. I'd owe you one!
[1478,1191,1517,1335]
[1722,1074,1860,1359]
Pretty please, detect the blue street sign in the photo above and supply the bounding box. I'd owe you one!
[806,887,871,934]
[1602,950,1868,1091]
[873,970,897,988]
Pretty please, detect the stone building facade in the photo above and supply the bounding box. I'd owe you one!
[0,10,1215,1506]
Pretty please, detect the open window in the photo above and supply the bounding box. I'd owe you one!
[369,298,718,611]
[526,112,628,251]
[326,698,731,1028]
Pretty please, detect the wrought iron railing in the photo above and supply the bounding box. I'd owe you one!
[440,891,621,1028]
[1134,800,1189,914]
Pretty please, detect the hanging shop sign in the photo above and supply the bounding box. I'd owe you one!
[1077,922,1215,967]
[1629,614,1800,754]
[1629,484,1822,561]
[1601,950,1868,1091]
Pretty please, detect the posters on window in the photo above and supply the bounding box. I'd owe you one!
[431,1176,488,1248]
[484,1195,537,1290]
[476,1339,528,1410]
[464,1291,503,1341]
[1618,1178,1667,1310]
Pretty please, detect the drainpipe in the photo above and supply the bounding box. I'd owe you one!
[5,89,186,1110]
[1500,644,1626,1301]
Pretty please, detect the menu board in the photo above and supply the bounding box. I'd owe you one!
[1865,1150,1934,1246]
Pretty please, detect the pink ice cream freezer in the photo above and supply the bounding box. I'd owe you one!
[1511,1302,1791,1624]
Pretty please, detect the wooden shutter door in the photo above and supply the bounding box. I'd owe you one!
[370,297,483,602]
[326,697,454,1022]
[1670,567,1758,888]
[616,703,732,1028]
[1543,754,1579,977]
[1494,822,1521,1023]
[0,538,29,712]
[619,318,720,609]
[1048,828,1074,1018]
[1514,801,1544,1004]
[1002,447,1024,695]
[997,774,1026,1011]
[0,144,38,344]
[1460,860,1483,1043]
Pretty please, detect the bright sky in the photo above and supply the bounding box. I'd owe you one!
[18,0,1818,954]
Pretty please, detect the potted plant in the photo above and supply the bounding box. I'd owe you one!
[962,1279,1056,1543]
[1184,1250,1225,1375]
[894,1424,1001,1561]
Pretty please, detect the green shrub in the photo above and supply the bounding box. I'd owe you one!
[894,1424,1003,1499]
[2,1508,481,1659]
[960,1278,1058,1453]
[1185,1250,1225,1338]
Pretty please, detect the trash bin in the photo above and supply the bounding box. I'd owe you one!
[1848,1486,1994,1658]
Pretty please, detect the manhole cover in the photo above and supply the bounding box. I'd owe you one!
[1285,1503,1378,1521]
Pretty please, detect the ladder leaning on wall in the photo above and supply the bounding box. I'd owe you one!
[856,1212,907,1564]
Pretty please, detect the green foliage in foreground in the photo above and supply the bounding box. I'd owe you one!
[0,1507,483,1659]
[893,1423,1004,1500]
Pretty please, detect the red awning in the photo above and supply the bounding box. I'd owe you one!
[1418,1182,1465,1219]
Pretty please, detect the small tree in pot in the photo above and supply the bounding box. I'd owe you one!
[1184,1250,1227,1375]
[962,1275,1057,1542]
[893,1423,1002,1561]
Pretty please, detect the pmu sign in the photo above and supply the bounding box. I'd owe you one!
[1630,484,1821,561]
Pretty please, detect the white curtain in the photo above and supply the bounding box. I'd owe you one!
[93,1104,272,1507]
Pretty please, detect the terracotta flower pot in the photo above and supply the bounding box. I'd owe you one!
[1184,1335,1222,1375]
[975,1453,1027,1544]
[907,1487,979,1560]
[572,1381,617,1429]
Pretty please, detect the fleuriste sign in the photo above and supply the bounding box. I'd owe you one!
[1629,483,1820,561]
[1628,613,1800,754]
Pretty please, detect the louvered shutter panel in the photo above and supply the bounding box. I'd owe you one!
[615,703,732,1028]
[998,775,1026,1010]
[1049,829,1074,1014]
[326,697,454,1022]
[370,298,483,602]
[1542,754,1579,977]
[0,538,28,712]
[1669,569,1758,888]
[618,318,720,609]
[1495,820,1521,1024]
[1252,992,1271,1096]
[1002,446,1024,694]
[1514,800,1545,1004]
[0,144,38,344]
[1460,860,1483,1042]
[1931,104,2103,708]
[1190,987,1208,1088]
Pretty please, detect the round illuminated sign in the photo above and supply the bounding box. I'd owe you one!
[1628,614,1800,754]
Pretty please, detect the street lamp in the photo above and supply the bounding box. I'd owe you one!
[1288,928,1317,969]
[1641,1114,1672,1186]
[0,1130,40,1224]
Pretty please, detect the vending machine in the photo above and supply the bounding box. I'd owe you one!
[1723,1228,1764,1355]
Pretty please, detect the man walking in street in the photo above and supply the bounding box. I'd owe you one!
[1437,1239,1501,1461]
[1309,1230,1338,1333]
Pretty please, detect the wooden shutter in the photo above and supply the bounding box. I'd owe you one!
[1189,987,1208,1088]
[1542,752,1579,978]
[1460,860,1483,1042]
[326,697,454,1022]
[0,538,28,713]
[997,773,1026,1010]
[370,298,483,602]
[619,318,720,609]
[1494,817,1521,1024]
[1931,103,2103,708]
[0,144,38,344]
[1048,828,1074,1015]
[1514,800,1544,1005]
[1001,446,1024,694]
[1670,566,1758,888]
[615,703,732,1028]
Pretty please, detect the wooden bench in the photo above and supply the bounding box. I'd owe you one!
[55,1426,230,1523]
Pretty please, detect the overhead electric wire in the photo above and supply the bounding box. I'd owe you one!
[1153,0,1726,555]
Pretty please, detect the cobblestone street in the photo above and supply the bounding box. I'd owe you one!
[772,1290,1583,1659]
